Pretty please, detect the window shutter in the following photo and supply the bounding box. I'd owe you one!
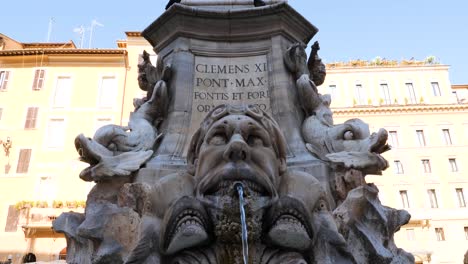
[4,71,9,89]
[32,70,40,90]
[24,107,38,129]
[0,71,9,90]
[25,108,32,128]
[38,69,45,89]
[4,205,20,232]
[32,69,45,90]
[16,149,32,173]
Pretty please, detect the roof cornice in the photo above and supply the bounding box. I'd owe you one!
[332,103,468,115]
[125,32,142,37]
[452,84,468,89]
[0,49,126,56]
[326,64,450,74]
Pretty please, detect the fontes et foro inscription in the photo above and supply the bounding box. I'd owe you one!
[192,55,270,115]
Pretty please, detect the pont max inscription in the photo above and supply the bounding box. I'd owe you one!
[192,55,270,114]
[185,55,271,155]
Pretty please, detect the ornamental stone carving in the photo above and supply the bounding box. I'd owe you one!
[53,1,413,263]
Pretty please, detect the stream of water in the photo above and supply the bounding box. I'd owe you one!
[236,183,249,264]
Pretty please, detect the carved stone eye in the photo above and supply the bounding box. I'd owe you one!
[343,130,354,140]
[315,199,328,212]
[247,135,263,146]
[209,134,227,145]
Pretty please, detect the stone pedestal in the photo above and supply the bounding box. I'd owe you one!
[138,2,329,187]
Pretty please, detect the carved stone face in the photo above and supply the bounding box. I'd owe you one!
[194,114,281,198]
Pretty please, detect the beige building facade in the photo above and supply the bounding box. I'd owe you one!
[0,33,153,263]
[321,60,468,264]
[0,32,467,263]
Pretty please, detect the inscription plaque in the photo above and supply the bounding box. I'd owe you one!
[188,55,271,145]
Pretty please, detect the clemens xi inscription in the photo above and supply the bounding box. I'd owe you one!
[192,55,270,115]
[187,55,271,154]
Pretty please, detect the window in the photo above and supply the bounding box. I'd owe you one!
[416,130,426,146]
[328,85,337,100]
[24,107,39,129]
[16,149,32,174]
[435,228,445,241]
[394,160,404,174]
[354,84,366,105]
[98,76,117,109]
[380,83,391,104]
[442,129,452,145]
[46,119,66,148]
[32,69,46,90]
[422,159,432,173]
[389,131,399,147]
[431,82,441,96]
[456,188,466,207]
[464,227,468,240]
[406,83,417,104]
[0,70,10,91]
[52,76,72,108]
[400,190,410,208]
[428,189,439,208]
[449,158,458,172]
[406,229,415,241]
[37,176,56,201]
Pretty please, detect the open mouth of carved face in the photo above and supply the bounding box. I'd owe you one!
[267,197,314,250]
[271,208,309,233]
[205,180,269,198]
[75,135,99,165]
[197,162,277,199]
[369,128,390,154]
[170,209,206,236]
[161,197,211,255]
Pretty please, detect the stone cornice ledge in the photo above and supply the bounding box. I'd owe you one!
[332,104,468,115]
[0,49,126,56]
[142,2,317,52]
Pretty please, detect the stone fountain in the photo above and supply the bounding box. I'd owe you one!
[53,1,415,263]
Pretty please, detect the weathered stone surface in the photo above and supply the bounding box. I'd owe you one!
[52,212,93,264]
[54,1,412,263]
[333,185,414,264]
[77,203,140,264]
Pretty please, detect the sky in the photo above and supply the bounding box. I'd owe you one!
[1,0,467,84]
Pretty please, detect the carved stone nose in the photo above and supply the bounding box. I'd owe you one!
[223,134,249,161]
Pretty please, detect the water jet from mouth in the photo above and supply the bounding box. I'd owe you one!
[235,182,249,264]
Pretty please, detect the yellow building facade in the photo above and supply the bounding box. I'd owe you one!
[0,33,151,263]
[1,32,467,263]
[321,60,468,264]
